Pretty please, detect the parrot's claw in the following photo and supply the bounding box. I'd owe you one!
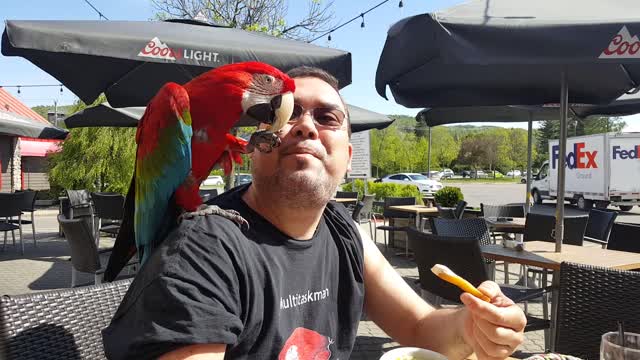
[247,130,281,153]
[178,205,249,230]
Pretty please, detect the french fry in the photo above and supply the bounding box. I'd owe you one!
[431,264,491,302]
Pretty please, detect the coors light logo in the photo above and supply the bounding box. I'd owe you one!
[138,37,178,60]
[138,37,220,63]
[600,26,640,59]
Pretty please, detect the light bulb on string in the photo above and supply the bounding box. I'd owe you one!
[360,14,365,28]
[399,0,404,8]
[17,86,21,95]
[328,32,332,42]
[59,85,63,94]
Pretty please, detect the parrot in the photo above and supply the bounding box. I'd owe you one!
[103,61,295,282]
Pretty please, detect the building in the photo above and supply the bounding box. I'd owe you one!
[0,88,68,192]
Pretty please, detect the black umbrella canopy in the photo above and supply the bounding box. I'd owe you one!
[376,0,640,108]
[2,19,352,107]
[64,102,394,133]
[0,110,68,139]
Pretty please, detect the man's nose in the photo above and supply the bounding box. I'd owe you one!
[291,112,319,140]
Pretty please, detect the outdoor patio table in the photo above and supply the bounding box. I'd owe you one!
[388,205,439,231]
[480,241,640,351]
[484,216,526,233]
[331,198,358,204]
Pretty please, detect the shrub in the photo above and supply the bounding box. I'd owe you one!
[434,186,464,207]
[341,180,422,204]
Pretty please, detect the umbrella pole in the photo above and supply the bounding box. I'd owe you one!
[427,126,432,179]
[525,113,533,214]
[555,69,569,253]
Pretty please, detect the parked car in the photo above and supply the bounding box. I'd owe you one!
[380,172,443,195]
[234,173,253,187]
[440,168,455,178]
[462,169,487,178]
[421,171,443,180]
[506,170,522,177]
[202,175,224,187]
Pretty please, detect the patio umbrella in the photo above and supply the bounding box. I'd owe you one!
[2,19,352,108]
[417,91,640,213]
[0,110,68,139]
[375,0,640,252]
[64,102,394,133]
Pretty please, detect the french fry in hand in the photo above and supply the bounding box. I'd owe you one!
[431,264,491,302]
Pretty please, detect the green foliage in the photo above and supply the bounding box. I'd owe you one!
[47,97,136,195]
[341,180,422,203]
[434,186,464,207]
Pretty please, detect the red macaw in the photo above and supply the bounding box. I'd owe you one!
[104,62,295,281]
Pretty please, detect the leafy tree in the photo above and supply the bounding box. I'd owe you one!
[431,126,459,169]
[152,0,336,41]
[47,96,136,195]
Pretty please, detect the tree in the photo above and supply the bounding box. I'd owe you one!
[47,97,136,195]
[430,127,459,169]
[152,0,336,41]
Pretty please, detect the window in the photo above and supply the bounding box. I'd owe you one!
[389,175,405,180]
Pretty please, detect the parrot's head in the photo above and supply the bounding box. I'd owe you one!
[212,61,295,133]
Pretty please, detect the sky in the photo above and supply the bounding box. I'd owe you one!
[2,0,640,132]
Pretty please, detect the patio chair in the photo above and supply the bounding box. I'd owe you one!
[481,203,526,243]
[91,192,125,245]
[555,262,640,360]
[58,214,113,287]
[583,209,618,248]
[199,188,219,203]
[606,222,640,253]
[407,229,551,348]
[0,192,26,254]
[454,200,468,219]
[0,278,132,359]
[65,189,95,234]
[335,191,359,212]
[435,204,456,219]
[374,197,416,254]
[10,190,37,244]
[353,195,375,236]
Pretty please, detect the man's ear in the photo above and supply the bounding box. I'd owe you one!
[347,143,353,172]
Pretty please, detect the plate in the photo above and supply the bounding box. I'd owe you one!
[379,347,448,360]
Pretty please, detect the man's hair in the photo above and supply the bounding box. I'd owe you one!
[286,66,351,137]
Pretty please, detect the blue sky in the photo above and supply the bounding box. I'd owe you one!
[2,0,640,131]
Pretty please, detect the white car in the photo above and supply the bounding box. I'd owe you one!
[440,168,455,178]
[380,173,443,195]
[506,170,522,177]
[202,175,224,187]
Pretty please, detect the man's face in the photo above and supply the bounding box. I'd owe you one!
[250,76,353,207]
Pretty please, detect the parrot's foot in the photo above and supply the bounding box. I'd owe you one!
[247,130,281,153]
[178,205,249,229]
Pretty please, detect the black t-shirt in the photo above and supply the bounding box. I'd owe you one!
[102,184,365,359]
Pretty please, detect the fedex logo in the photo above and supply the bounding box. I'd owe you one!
[551,143,598,169]
[612,145,640,159]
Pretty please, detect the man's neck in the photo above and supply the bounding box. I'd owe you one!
[242,184,325,240]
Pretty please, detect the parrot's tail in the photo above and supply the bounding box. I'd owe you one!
[103,179,137,282]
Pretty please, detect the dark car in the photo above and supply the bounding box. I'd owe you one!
[234,173,252,187]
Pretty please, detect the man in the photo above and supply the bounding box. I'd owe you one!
[102,67,526,360]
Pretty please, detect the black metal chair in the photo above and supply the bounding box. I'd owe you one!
[481,203,525,218]
[407,229,551,348]
[523,213,588,246]
[199,188,219,203]
[90,192,125,245]
[58,215,113,288]
[435,204,456,219]
[336,191,359,212]
[583,209,618,248]
[555,262,640,360]
[606,222,640,253]
[10,190,37,244]
[454,200,468,219]
[0,193,26,254]
[0,278,132,359]
[374,197,416,254]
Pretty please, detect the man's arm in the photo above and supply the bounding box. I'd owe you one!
[159,344,226,360]
[357,224,525,360]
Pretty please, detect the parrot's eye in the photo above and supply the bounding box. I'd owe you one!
[264,75,274,84]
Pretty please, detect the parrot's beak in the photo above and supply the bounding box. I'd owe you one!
[270,91,294,133]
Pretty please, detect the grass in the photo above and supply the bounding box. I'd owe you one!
[443,177,523,183]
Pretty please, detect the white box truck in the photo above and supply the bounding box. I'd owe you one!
[530,133,640,211]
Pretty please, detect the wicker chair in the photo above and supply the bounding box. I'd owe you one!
[606,222,640,253]
[407,229,551,348]
[555,262,640,360]
[0,193,26,254]
[374,197,416,254]
[481,203,525,218]
[435,204,456,219]
[583,209,618,248]
[91,192,125,245]
[0,278,132,360]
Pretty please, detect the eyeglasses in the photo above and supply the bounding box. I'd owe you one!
[289,104,346,130]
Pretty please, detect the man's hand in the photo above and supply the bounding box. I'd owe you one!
[460,281,526,360]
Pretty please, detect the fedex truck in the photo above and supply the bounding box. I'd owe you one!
[530,133,640,211]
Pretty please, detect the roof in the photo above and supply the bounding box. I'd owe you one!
[0,88,50,124]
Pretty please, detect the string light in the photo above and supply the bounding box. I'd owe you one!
[309,0,402,43]
[17,86,21,95]
[60,85,64,94]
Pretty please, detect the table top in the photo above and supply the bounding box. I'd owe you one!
[389,205,440,214]
[481,241,640,271]
[484,216,526,231]
[332,198,358,203]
